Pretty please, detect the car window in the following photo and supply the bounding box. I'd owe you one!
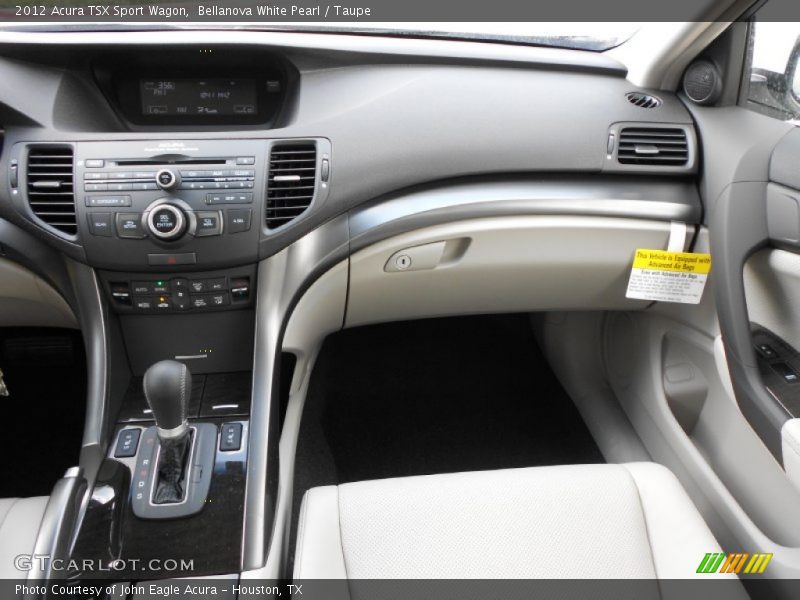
[745,21,800,121]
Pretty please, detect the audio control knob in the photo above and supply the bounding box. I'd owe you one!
[147,203,187,241]
[156,168,180,191]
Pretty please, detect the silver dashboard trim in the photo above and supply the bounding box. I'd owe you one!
[349,179,701,250]
[244,215,349,570]
[0,29,626,75]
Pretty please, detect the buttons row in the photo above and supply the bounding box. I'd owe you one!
[130,277,227,295]
[110,276,251,312]
[180,169,255,178]
[85,171,157,180]
[178,180,255,191]
[86,181,254,192]
[206,192,253,204]
[85,182,159,192]
[86,209,250,238]
[133,292,231,311]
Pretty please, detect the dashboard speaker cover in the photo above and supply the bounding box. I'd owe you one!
[683,59,722,105]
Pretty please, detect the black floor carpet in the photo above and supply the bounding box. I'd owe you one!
[0,328,86,498]
[290,314,603,570]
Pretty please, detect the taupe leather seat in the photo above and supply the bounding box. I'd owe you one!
[294,463,727,579]
[0,497,48,579]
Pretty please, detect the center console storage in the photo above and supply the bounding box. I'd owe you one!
[69,363,254,578]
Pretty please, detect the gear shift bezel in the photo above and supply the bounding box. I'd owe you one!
[131,423,216,519]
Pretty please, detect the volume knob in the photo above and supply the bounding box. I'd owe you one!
[156,168,180,191]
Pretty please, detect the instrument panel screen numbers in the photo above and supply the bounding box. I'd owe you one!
[140,79,258,116]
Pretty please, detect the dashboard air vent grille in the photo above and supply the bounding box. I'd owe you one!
[625,92,662,109]
[26,145,76,235]
[266,143,317,229]
[617,128,689,166]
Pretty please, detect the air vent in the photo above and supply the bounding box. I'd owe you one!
[266,143,317,229]
[617,127,689,166]
[26,145,76,235]
[625,92,662,109]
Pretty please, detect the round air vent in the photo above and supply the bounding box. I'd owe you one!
[683,59,722,105]
[626,92,662,109]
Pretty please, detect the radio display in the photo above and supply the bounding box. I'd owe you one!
[140,79,258,117]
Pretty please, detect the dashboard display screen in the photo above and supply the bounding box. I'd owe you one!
[140,79,257,116]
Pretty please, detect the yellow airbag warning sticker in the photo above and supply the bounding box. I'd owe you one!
[626,249,712,305]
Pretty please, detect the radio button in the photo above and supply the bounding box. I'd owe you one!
[108,182,133,192]
[152,207,178,232]
[132,182,158,191]
[196,211,222,236]
[227,209,252,234]
[134,171,157,179]
[87,213,113,237]
[206,192,253,205]
[116,213,146,239]
[86,195,131,207]
[85,183,109,192]
[84,172,105,180]
[146,203,187,240]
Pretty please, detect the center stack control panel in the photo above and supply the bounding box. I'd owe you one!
[99,264,257,314]
[75,139,271,271]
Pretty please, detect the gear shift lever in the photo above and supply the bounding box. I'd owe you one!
[143,360,192,504]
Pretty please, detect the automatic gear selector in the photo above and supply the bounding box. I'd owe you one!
[131,360,216,519]
[143,360,192,503]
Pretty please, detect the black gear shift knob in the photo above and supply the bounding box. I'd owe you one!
[143,360,191,439]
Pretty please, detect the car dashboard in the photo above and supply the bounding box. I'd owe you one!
[0,28,702,581]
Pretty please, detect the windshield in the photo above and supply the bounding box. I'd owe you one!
[0,14,640,52]
[264,22,642,51]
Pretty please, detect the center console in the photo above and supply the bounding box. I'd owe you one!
[14,136,332,581]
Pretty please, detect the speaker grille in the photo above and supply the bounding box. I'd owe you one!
[683,60,721,105]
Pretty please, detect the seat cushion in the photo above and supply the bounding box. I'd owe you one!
[294,463,724,579]
[0,497,48,579]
